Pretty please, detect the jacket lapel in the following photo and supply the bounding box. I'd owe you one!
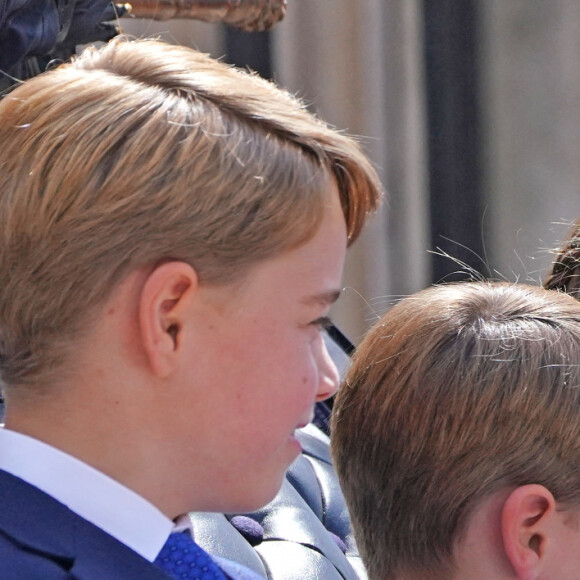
[0,469,169,579]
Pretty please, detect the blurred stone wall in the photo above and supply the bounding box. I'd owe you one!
[480,1,580,285]
[121,16,221,55]
[273,0,430,342]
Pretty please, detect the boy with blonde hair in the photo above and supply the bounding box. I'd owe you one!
[0,38,381,578]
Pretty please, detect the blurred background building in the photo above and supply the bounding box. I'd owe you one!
[124,0,580,342]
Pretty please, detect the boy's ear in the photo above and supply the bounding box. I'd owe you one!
[138,261,198,377]
[501,484,557,580]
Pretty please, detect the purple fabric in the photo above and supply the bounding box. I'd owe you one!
[229,516,264,547]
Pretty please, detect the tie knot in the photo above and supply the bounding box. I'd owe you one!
[154,532,226,580]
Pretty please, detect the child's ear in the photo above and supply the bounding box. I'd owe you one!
[138,261,198,377]
[501,484,557,580]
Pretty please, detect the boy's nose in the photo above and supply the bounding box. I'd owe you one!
[315,343,340,402]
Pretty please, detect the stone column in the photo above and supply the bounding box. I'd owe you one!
[274,0,429,341]
[480,0,580,284]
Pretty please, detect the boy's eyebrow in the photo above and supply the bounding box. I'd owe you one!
[301,289,342,307]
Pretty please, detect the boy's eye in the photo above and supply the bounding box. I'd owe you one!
[311,316,333,331]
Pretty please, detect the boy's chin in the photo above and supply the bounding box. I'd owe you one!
[228,472,289,514]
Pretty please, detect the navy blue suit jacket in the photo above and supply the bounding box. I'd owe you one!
[0,468,194,579]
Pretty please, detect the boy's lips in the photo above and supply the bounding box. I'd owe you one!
[295,409,315,431]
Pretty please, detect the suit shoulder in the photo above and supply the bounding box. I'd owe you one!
[0,531,74,579]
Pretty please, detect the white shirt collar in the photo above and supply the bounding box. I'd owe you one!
[0,426,174,561]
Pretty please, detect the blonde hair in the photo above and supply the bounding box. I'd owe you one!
[332,282,580,580]
[0,38,382,386]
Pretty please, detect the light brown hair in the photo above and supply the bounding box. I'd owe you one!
[332,282,580,580]
[0,38,382,387]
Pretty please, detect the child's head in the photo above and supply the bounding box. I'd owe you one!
[332,282,580,580]
[0,38,381,388]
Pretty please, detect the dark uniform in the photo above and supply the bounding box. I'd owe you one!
[0,0,125,92]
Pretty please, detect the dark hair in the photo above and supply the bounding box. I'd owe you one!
[545,221,580,299]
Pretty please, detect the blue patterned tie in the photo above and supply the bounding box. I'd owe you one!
[154,532,227,580]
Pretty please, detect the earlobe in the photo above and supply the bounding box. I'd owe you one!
[501,484,555,579]
[138,261,198,377]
